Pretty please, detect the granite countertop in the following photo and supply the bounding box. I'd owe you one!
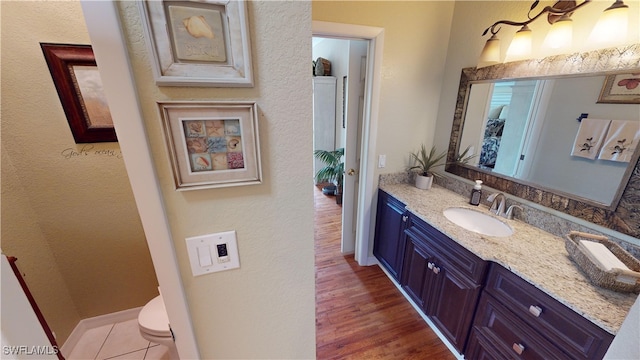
[379,182,638,335]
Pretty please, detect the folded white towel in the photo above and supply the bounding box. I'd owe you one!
[616,274,638,285]
[571,118,611,159]
[598,120,640,162]
[578,240,629,272]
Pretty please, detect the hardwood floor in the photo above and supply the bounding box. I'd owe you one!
[314,186,456,359]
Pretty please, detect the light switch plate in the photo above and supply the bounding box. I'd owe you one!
[378,154,386,168]
[186,231,240,276]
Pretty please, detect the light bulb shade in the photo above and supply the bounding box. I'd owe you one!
[589,4,628,45]
[544,16,573,50]
[478,35,501,68]
[505,26,532,62]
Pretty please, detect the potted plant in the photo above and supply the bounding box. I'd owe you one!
[314,148,345,204]
[454,145,478,164]
[409,145,446,190]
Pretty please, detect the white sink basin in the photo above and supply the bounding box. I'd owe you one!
[443,207,513,237]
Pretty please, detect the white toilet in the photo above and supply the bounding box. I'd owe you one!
[138,292,180,359]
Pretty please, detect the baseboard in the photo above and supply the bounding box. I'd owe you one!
[60,306,143,357]
[365,255,379,266]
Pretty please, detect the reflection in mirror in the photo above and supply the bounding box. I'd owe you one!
[460,76,639,206]
[445,44,640,237]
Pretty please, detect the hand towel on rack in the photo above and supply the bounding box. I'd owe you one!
[598,120,640,162]
[571,118,611,159]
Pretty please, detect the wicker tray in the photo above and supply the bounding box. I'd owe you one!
[565,231,640,293]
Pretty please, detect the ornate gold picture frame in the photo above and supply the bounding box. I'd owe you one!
[598,73,640,104]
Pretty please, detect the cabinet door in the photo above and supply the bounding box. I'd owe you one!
[373,191,407,280]
[400,232,437,309]
[426,257,482,354]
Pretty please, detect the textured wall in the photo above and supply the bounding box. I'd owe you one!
[1,0,158,343]
[312,1,456,176]
[116,1,316,358]
[1,148,80,343]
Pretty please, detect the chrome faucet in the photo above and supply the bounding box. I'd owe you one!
[487,192,506,217]
[505,205,523,220]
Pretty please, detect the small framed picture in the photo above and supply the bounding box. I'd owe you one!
[159,101,262,190]
[139,0,253,87]
[41,43,117,143]
[598,73,640,104]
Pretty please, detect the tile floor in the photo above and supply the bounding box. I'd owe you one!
[65,318,170,360]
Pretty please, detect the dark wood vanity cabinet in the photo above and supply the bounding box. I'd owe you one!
[373,191,615,359]
[400,213,487,353]
[401,230,438,309]
[373,190,408,280]
[466,263,614,360]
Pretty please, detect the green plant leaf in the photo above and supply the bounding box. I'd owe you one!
[408,144,446,176]
[314,148,345,184]
[452,145,478,164]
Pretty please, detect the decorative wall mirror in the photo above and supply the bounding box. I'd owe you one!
[446,44,640,238]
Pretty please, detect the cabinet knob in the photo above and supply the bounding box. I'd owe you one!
[528,305,543,317]
[347,168,357,176]
[512,343,525,355]
[402,215,408,222]
[427,262,440,274]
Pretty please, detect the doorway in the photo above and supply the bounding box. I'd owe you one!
[312,36,368,255]
[1,0,161,354]
[312,21,384,266]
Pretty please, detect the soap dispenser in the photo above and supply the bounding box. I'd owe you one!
[469,180,482,206]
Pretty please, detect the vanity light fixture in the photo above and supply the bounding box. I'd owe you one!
[505,25,533,62]
[477,33,501,68]
[543,14,573,50]
[478,0,630,68]
[588,0,629,45]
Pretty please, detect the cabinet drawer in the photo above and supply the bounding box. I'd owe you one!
[408,214,487,284]
[485,264,613,359]
[467,327,512,360]
[380,190,406,211]
[473,292,567,360]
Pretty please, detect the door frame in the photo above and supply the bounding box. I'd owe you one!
[80,1,200,358]
[312,21,384,266]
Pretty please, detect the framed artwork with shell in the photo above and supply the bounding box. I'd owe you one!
[159,101,261,190]
[139,0,253,87]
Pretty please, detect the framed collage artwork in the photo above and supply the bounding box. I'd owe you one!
[159,101,261,190]
[139,0,253,87]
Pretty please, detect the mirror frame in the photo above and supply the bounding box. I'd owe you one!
[446,44,640,238]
